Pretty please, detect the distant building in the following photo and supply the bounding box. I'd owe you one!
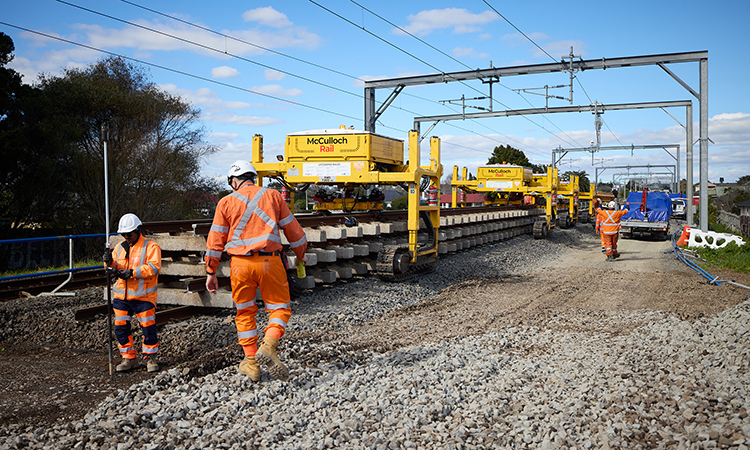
[439,193,486,208]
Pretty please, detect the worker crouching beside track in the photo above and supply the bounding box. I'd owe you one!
[205,160,308,382]
[596,201,630,262]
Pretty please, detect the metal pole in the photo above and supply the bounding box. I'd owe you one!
[686,102,694,227]
[102,123,114,376]
[699,58,708,232]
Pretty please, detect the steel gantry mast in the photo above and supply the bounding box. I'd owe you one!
[363,51,708,230]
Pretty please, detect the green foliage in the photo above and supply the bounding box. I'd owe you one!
[390,194,408,210]
[562,170,591,193]
[487,145,530,167]
[696,241,750,273]
[36,56,220,231]
[737,175,750,186]
[695,196,718,225]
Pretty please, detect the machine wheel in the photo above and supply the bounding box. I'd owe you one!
[533,221,549,239]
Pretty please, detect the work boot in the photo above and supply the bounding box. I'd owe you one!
[613,253,621,259]
[238,356,261,382]
[606,255,614,262]
[116,358,139,372]
[143,355,159,373]
[255,337,289,381]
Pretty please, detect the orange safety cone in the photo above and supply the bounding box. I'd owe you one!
[676,226,691,246]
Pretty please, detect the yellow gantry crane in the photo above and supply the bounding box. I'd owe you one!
[251,127,442,280]
[451,164,573,238]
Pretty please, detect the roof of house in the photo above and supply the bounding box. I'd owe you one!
[439,193,487,203]
[735,199,750,208]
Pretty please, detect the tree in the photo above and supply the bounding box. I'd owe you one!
[737,175,750,186]
[487,144,530,167]
[561,170,591,193]
[390,194,408,210]
[37,56,220,233]
[0,33,77,238]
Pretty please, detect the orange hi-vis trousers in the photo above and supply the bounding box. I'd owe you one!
[602,233,620,256]
[230,254,292,358]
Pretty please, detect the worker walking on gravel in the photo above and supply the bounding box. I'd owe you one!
[594,198,606,254]
[205,160,307,382]
[103,213,162,373]
[596,201,630,262]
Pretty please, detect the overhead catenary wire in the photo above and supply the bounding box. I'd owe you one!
[0,22,372,127]
[312,0,584,158]
[77,0,531,159]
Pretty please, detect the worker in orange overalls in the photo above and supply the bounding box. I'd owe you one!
[596,200,630,262]
[593,198,605,254]
[104,213,162,373]
[205,160,308,382]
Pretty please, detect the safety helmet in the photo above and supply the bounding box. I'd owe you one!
[227,160,257,185]
[607,201,617,210]
[117,213,142,233]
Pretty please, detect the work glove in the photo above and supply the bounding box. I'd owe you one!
[103,249,113,265]
[117,269,133,280]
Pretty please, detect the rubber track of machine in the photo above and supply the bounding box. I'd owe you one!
[533,220,548,239]
[376,245,436,282]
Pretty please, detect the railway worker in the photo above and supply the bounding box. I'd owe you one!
[594,198,606,253]
[205,160,308,382]
[103,213,162,373]
[596,201,630,262]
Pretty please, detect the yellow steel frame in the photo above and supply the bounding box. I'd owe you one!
[251,131,441,264]
[451,165,561,227]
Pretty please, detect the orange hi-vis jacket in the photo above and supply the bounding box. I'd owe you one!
[596,207,629,235]
[205,184,308,273]
[110,236,161,304]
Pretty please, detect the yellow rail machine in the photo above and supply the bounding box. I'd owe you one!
[451,164,561,238]
[251,128,442,281]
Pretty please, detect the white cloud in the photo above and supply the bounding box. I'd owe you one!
[478,33,492,41]
[159,84,251,112]
[209,114,285,127]
[399,8,497,36]
[452,47,489,59]
[264,69,285,81]
[211,66,240,79]
[207,132,241,144]
[242,7,293,28]
[535,40,587,59]
[501,32,548,47]
[252,84,303,97]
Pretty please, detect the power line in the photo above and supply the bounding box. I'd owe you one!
[481,0,558,63]
[0,22,368,126]
[314,1,582,155]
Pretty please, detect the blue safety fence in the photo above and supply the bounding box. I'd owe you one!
[0,233,115,283]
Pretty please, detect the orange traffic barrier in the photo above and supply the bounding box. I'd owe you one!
[676,226,691,246]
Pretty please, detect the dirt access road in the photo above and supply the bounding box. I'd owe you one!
[1,225,749,433]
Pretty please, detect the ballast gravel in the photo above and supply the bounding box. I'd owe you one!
[1,226,748,449]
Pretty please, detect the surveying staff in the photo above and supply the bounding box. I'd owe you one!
[103,213,162,373]
[205,160,308,382]
[596,201,630,262]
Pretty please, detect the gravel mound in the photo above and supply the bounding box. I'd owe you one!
[1,226,748,449]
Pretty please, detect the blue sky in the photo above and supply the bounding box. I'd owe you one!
[3,0,749,188]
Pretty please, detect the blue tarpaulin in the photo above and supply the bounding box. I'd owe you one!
[668,193,686,199]
[621,191,673,222]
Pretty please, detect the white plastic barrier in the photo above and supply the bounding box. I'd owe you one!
[687,229,745,249]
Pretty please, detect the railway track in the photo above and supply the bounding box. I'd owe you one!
[129,205,547,309]
[0,268,105,302]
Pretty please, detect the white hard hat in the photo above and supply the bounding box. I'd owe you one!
[607,201,617,209]
[227,160,257,180]
[117,213,142,233]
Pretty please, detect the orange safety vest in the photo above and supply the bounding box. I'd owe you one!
[596,208,629,235]
[111,236,161,304]
[205,184,308,273]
